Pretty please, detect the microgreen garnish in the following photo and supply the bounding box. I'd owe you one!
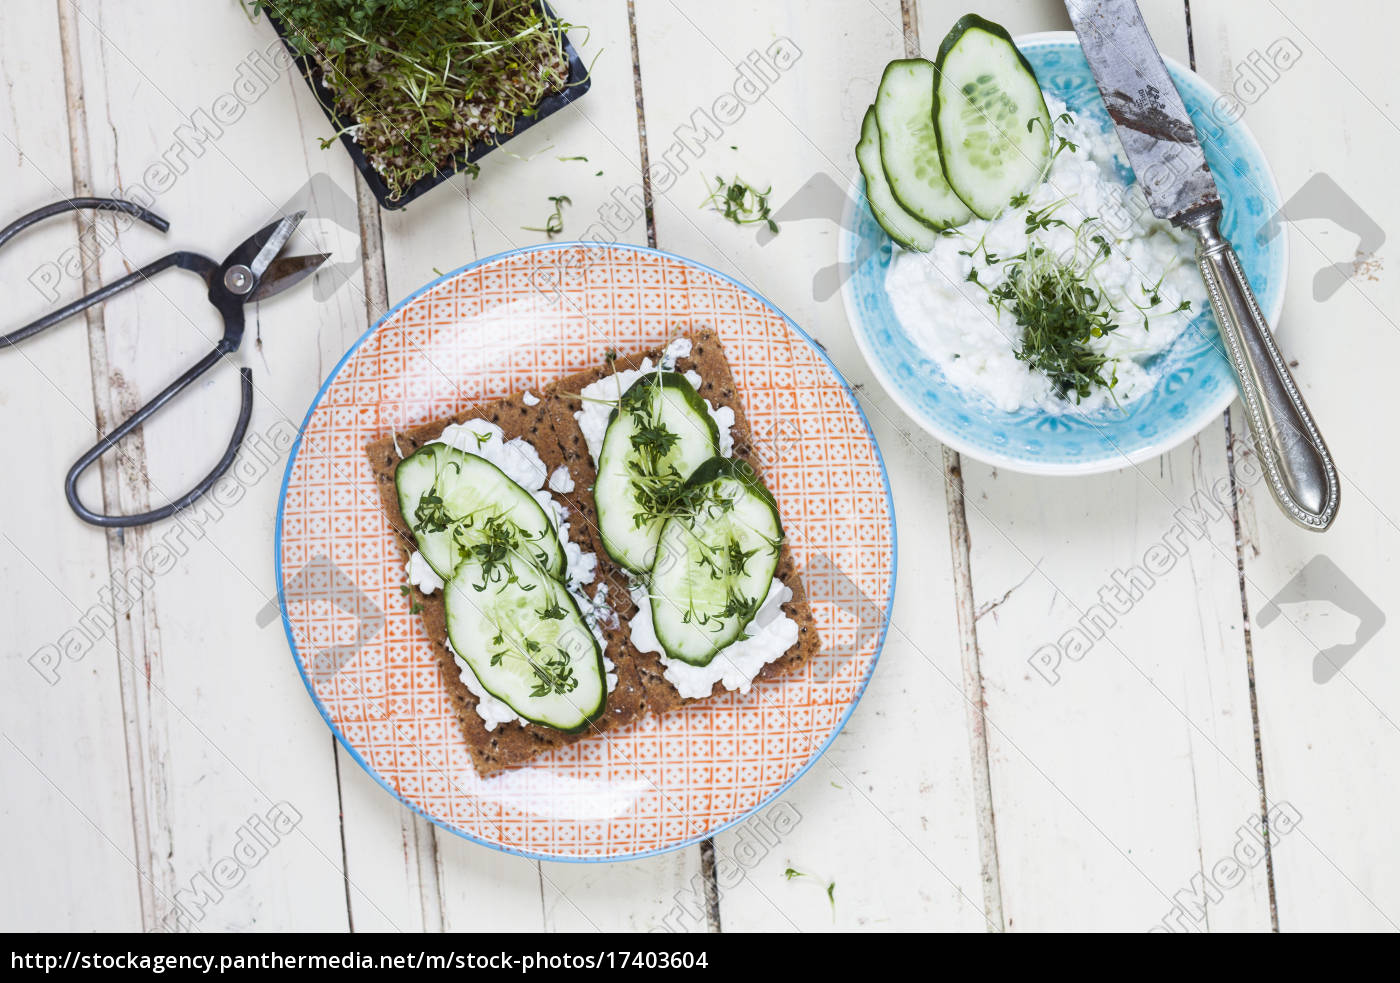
[658,477,781,634]
[990,244,1119,403]
[630,421,680,459]
[620,376,690,529]
[523,195,571,238]
[412,457,458,532]
[782,867,836,916]
[1125,273,1194,331]
[703,176,779,234]
[536,599,569,620]
[529,650,578,698]
[463,513,545,591]
[411,453,554,579]
[1029,111,1079,164]
[1024,198,1072,235]
[557,155,588,162]
[486,620,579,698]
[958,194,1197,405]
[726,541,760,577]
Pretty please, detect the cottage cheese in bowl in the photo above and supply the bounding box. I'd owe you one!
[884,99,1207,415]
[839,32,1289,475]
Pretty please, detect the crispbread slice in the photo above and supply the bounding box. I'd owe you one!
[365,326,821,776]
[542,327,821,719]
[366,394,646,777]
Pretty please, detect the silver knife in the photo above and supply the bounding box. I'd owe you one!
[1065,0,1339,530]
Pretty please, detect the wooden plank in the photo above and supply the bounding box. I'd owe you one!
[0,0,142,933]
[1191,0,1400,932]
[630,0,990,931]
[61,0,376,931]
[373,0,704,931]
[913,0,1273,931]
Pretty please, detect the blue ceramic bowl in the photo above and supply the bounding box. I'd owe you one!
[840,32,1287,475]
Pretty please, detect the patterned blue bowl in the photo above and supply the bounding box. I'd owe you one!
[840,32,1287,475]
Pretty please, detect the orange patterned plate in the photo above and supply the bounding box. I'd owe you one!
[276,243,897,860]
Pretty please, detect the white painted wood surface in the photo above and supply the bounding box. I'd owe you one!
[0,0,1393,933]
[1191,0,1400,933]
[918,0,1273,933]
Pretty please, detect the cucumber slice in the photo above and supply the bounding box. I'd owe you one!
[933,14,1051,219]
[395,443,565,581]
[874,59,973,231]
[444,555,606,732]
[649,458,784,667]
[595,371,719,573]
[856,106,942,251]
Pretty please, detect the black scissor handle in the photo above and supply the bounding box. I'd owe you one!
[0,198,169,252]
[0,198,220,349]
[65,346,254,528]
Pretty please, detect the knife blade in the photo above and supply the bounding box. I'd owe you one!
[1064,0,1218,223]
[1064,0,1339,530]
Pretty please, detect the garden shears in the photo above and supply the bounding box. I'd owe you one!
[0,197,328,528]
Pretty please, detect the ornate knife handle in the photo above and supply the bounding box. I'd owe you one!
[1180,206,1339,530]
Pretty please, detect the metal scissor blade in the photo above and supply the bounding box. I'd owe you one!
[221,211,307,281]
[250,252,331,302]
[249,211,304,279]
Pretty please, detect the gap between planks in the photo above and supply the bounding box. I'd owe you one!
[899,0,1007,932]
[1184,0,1279,932]
[55,0,177,931]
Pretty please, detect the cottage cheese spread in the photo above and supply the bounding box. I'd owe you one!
[574,338,736,460]
[884,99,1208,413]
[628,579,798,699]
[547,464,574,493]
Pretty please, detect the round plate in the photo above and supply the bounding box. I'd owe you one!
[276,243,896,861]
[841,32,1288,475]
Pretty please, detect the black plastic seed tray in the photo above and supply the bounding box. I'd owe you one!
[262,1,590,210]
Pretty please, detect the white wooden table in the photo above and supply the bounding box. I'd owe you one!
[2,0,1395,933]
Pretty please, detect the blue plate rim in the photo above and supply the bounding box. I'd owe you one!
[840,30,1289,477]
[275,241,900,863]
